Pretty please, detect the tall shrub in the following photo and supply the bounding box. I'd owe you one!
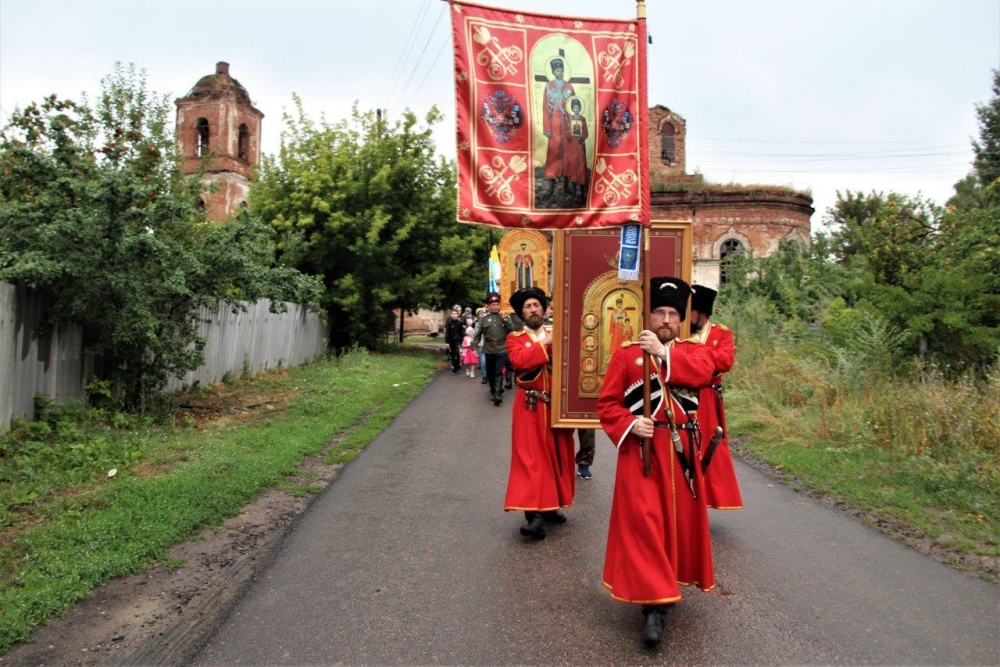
[0,64,322,410]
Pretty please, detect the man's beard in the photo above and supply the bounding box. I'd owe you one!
[524,313,545,329]
[656,326,676,344]
[690,319,704,334]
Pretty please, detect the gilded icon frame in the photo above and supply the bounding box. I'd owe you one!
[498,229,551,309]
[551,221,692,428]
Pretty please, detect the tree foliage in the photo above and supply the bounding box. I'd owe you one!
[251,99,489,351]
[0,63,323,410]
[721,179,998,369]
[950,69,1000,209]
[734,187,999,370]
[972,69,1000,189]
[718,235,853,324]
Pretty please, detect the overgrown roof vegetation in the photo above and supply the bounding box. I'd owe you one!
[650,172,811,199]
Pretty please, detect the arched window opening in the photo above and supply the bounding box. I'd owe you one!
[238,123,249,161]
[195,118,210,157]
[719,238,744,284]
[660,123,676,164]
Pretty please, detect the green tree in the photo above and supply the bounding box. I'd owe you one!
[949,69,1000,209]
[252,99,489,351]
[910,186,1000,367]
[718,235,850,324]
[822,189,998,368]
[972,69,1000,189]
[0,63,322,410]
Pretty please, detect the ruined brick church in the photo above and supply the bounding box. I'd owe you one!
[647,106,812,288]
[175,62,262,222]
[175,63,812,291]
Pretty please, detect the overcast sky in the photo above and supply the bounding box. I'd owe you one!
[2,0,998,225]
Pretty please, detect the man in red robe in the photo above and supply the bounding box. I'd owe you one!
[597,277,716,648]
[504,287,576,540]
[690,284,743,510]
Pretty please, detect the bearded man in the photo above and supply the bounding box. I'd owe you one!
[689,284,743,510]
[504,287,576,540]
[597,277,716,648]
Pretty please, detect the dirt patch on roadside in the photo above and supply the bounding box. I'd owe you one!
[173,369,298,430]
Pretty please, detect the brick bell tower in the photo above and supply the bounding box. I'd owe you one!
[175,62,264,220]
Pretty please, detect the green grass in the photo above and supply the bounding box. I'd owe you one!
[0,348,439,651]
[722,305,1000,580]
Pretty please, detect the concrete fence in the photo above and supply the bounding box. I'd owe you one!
[0,281,330,430]
[0,282,88,430]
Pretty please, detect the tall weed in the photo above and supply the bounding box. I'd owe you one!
[722,293,999,565]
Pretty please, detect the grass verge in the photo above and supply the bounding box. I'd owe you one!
[721,307,999,581]
[0,347,439,652]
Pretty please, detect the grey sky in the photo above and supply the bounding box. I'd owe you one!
[1,0,998,225]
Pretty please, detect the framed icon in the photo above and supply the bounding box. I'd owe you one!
[550,222,692,427]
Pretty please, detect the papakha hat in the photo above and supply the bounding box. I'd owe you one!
[690,284,717,317]
[509,287,549,317]
[649,276,691,321]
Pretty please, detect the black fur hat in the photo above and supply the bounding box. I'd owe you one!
[690,284,717,317]
[649,277,691,321]
[510,287,549,317]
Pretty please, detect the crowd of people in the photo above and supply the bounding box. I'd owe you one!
[446,279,742,649]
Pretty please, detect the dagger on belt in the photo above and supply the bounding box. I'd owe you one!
[701,383,727,473]
[663,397,696,498]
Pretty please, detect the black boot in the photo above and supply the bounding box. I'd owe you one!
[504,375,513,390]
[541,510,567,524]
[519,512,546,539]
[491,378,503,405]
[642,606,666,648]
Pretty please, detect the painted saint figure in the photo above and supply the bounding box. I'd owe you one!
[542,57,575,199]
[607,294,628,352]
[563,97,589,203]
[514,242,534,290]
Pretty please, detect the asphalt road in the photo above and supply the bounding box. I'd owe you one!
[194,370,999,665]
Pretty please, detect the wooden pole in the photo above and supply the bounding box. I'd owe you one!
[637,0,653,476]
[641,227,653,476]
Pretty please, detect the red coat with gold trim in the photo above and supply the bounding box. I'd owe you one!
[503,326,576,513]
[693,322,743,510]
[597,340,716,604]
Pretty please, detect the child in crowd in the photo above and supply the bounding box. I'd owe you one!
[461,327,479,377]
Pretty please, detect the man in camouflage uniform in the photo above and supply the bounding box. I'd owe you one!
[474,292,518,406]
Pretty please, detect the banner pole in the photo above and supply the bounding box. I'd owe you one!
[637,0,654,476]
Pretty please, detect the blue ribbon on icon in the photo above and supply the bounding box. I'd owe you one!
[618,223,641,281]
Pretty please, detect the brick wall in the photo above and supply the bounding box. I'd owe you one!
[652,190,814,289]
[649,105,688,181]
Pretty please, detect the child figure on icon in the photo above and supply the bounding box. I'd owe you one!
[461,327,480,377]
[564,97,589,204]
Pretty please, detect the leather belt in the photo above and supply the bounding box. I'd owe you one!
[653,420,697,432]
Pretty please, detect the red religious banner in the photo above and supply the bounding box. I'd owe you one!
[451,1,648,229]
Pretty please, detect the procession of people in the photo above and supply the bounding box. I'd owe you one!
[447,272,741,649]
